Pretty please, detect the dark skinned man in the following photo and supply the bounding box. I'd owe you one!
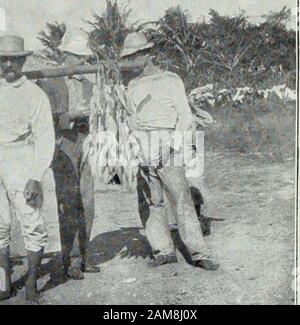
[0,35,55,304]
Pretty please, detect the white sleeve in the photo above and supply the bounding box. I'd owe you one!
[30,89,55,182]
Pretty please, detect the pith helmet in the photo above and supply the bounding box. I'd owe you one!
[59,28,93,56]
[120,32,154,58]
[0,35,33,57]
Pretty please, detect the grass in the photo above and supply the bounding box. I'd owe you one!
[204,96,296,162]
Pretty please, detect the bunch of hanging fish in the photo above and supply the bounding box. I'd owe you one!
[87,64,139,190]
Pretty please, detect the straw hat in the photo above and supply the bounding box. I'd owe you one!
[0,35,33,57]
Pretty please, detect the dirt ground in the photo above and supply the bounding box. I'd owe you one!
[1,148,295,306]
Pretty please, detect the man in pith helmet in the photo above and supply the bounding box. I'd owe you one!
[122,32,219,270]
[38,27,100,281]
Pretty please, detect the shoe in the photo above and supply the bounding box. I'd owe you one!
[67,267,85,280]
[81,264,100,273]
[25,291,45,305]
[148,254,178,267]
[0,288,17,302]
[193,259,220,271]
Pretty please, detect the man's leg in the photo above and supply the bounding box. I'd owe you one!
[79,160,99,273]
[26,248,44,303]
[188,179,211,236]
[54,142,85,280]
[138,167,176,266]
[158,166,219,270]
[0,247,14,301]
[59,202,82,279]
[10,191,48,303]
[64,188,86,280]
[63,132,96,276]
[0,181,14,301]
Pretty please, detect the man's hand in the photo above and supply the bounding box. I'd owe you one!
[24,180,43,209]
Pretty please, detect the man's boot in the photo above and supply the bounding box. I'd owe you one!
[192,259,220,271]
[26,249,44,304]
[80,256,100,274]
[148,254,178,267]
[68,256,85,280]
[0,247,16,301]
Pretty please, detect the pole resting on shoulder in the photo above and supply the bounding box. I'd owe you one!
[24,59,146,80]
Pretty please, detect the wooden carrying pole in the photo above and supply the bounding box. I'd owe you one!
[23,59,146,80]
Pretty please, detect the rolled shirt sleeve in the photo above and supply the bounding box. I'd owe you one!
[29,90,55,182]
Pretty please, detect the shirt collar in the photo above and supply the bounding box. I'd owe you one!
[0,75,27,89]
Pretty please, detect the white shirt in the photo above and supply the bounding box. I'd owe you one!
[127,70,193,133]
[0,76,55,181]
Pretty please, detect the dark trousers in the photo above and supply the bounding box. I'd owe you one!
[51,129,95,270]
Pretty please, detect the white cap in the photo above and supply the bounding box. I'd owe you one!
[59,28,93,56]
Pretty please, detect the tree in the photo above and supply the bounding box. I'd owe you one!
[259,6,295,71]
[146,6,205,89]
[262,5,291,26]
[146,7,257,89]
[86,0,134,60]
[38,22,66,63]
[146,5,295,90]
[37,4,295,89]
[202,10,249,69]
[38,1,133,62]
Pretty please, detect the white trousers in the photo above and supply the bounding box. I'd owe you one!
[0,141,48,252]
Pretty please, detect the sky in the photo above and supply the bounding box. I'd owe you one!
[0,0,297,50]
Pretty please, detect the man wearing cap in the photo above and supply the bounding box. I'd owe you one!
[0,35,55,303]
[38,28,100,281]
[122,32,219,270]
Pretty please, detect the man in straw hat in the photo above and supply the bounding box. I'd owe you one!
[0,35,55,303]
[38,27,100,281]
[122,32,219,270]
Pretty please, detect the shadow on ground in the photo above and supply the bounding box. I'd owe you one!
[6,163,231,303]
[9,226,153,295]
